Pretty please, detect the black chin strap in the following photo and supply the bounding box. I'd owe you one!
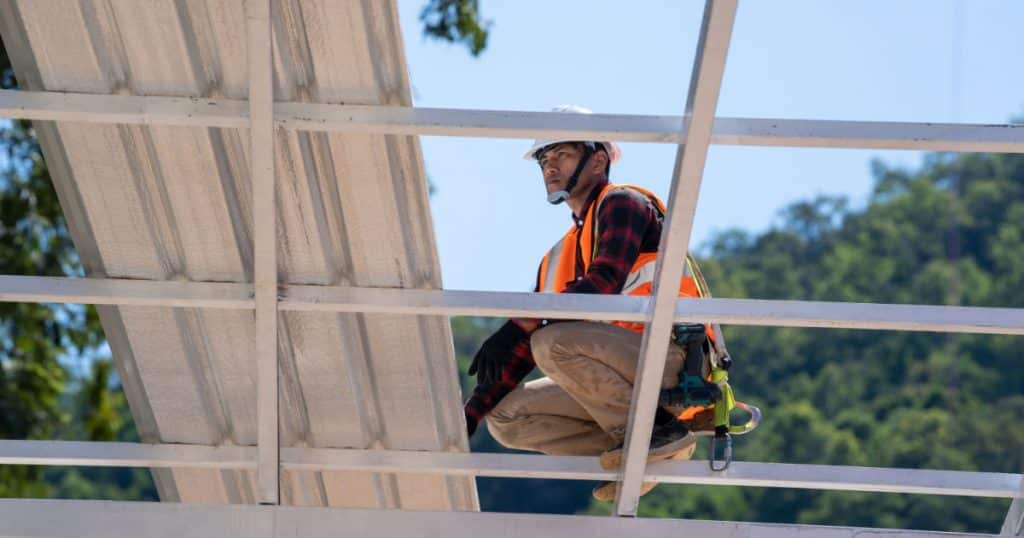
[547,143,595,205]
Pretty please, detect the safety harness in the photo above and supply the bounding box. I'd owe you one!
[589,186,761,471]
[665,255,760,471]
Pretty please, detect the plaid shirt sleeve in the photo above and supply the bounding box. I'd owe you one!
[463,329,535,425]
[463,189,657,422]
[563,188,656,294]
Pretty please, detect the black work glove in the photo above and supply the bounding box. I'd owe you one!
[467,320,528,386]
[465,411,478,437]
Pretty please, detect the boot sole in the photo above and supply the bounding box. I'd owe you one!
[592,480,657,502]
[591,445,697,501]
[599,432,696,471]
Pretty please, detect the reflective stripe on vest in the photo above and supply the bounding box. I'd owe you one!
[619,253,694,296]
[539,236,567,293]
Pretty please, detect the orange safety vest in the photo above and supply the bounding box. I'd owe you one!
[536,183,713,337]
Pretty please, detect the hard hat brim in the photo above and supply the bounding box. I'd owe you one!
[523,139,621,164]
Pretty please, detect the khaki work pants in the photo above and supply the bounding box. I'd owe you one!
[486,321,685,456]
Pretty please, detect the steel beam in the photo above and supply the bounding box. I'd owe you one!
[1005,499,1024,536]
[0,441,1018,499]
[615,0,737,516]
[3,89,1023,153]
[1003,466,1024,535]
[284,448,1022,499]
[0,89,247,127]
[285,286,1024,335]
[0,275,253,309]
[281,284,650,320]
[0,499,1003,538]
[713,117,1024,153]
[279,103,1024,154]
[247,0,279,506]
[667,296,1024,335]
[0,440,254,470]
[2,276,1023,335]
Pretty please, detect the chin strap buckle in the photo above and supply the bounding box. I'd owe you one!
[542,143,594,205]
[547,190,570,204]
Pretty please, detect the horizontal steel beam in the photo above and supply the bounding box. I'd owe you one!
[1,441,1019,499]
[281,284,650,320]
[673,296,1024,335]
[2,89,1022,153]
[2,276,1023,335]
[0,89,247,128]
[0,499,1002,538]
[0,440,254,469]
[713,117,1024,153]
[286,447,1022,499]
[642,459,1021,498]
[285,287,1024,334]
[0,275,253,309]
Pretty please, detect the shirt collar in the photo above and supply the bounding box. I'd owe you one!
[572,179,609,225]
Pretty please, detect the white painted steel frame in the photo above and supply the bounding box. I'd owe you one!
[286,449,1023,498]
[1005,471,1024,535]
[0,275,254,309]
[247,0,279,506]
[0,89,248,128]
[0,440,254,470]
[1006,499,1024,536]
[615,0,737,515]
[283,285,1024,335]
[3,276,1024,335]
[0,440,1019,500]
[0,1,1021,530]
[278,106,1024,153]
[0,499,1004,538]
[4,88,1023,153]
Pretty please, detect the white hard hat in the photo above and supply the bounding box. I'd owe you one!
[522,105,621,164]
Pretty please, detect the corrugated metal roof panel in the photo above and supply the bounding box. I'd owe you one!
[0,0,477,510]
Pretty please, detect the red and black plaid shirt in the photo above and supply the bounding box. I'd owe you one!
[464,181,663,423]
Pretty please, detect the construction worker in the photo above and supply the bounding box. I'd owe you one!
[463,105,703,501]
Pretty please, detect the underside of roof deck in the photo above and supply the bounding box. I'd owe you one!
[0,0,476,510]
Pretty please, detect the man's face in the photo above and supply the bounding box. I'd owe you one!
[537,143,584,196]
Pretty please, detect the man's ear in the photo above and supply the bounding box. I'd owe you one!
[590,150,608,174]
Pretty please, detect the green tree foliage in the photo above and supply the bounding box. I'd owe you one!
[45,359,157,501]
[419,0,490,57]
[1,41,76,497]
[78,360,121,442]
[1,42,152,500]
[452,152,1023,533]
[585,152,1022,531]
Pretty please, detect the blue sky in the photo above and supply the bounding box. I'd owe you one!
[397,1,1023,293]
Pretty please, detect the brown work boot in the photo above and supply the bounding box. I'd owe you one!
[599,418,696,470]
[591,480,657,502]
[591,442,697,501]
